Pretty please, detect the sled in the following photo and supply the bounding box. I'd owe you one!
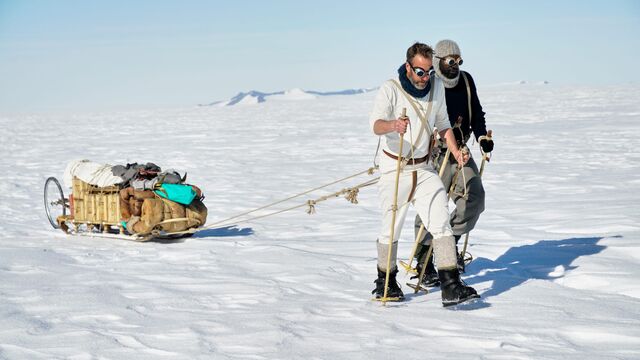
[43,176,197,242]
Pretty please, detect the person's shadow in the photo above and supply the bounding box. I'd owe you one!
[465,236,611,301]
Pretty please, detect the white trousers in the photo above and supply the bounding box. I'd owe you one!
[376,155,457,271]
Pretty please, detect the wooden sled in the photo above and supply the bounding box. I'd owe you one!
[44,176,199,242]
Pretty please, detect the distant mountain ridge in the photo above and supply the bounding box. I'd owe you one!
[201,87,377,107]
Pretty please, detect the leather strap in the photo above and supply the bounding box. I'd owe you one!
[461,72,472,143]
[383,150,428,165]
[407,170,418,203]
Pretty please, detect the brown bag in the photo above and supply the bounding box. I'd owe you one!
[129,194,208,235]
[159,198,188,233]
[129,198,164,234]
[119,188,155,220]
[186,198,208,227]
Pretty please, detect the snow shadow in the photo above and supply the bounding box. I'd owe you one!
[192,226,254,238]
[466,236,611,301]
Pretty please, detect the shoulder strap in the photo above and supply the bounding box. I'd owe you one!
[461,72,472,138]
[390,79,434,156]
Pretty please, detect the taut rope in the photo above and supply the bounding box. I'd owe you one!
[160,167,381,236]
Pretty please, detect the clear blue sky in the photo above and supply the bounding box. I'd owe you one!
[0,0,638,112]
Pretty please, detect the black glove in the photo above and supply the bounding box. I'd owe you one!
[480,138,494,153]
[453,128,465,145]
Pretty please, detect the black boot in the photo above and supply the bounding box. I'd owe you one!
[438,268,480,307]
[372,267,404,301]
[411,251,440,288]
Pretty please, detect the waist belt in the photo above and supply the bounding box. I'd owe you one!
[383,150,428,165]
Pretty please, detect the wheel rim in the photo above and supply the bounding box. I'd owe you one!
[44,177,66,229]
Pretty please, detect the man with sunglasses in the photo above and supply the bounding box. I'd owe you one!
[369,42,479,306]
[413,39,494,287]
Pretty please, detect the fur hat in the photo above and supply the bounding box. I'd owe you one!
[434,39,461,88]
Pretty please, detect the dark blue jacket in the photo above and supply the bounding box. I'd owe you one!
[444,71,487,143]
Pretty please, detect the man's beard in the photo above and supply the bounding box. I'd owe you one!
[441,66,460,79]
[410,77,427,90]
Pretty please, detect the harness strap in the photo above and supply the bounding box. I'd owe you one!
[461,72,473,142]
[407,170,418,203]
[390,79,434,160]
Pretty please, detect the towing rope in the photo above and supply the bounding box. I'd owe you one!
[161,166,381,236]
[166,124,481,237]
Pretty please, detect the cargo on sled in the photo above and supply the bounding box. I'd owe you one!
[44,160,207,242]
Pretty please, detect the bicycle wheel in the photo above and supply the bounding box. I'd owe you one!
[44,177,67,229]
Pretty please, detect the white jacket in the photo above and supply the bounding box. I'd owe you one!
[369,77,450,162]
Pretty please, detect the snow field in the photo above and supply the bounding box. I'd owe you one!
[0,83,639,359]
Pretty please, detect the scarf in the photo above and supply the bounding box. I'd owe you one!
[397,64,430,98]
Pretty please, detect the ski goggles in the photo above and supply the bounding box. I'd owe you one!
[410,65,433,77]
[436,56,463,66]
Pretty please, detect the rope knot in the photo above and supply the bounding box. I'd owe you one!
[345,187,359,204]
[306,200,316,214]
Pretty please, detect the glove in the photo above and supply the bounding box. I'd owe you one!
[453,128,465,145]
[480,138,494,153]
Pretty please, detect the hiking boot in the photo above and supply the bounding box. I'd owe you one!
[372,267,404,301]
[411,256,440,288]
[438,268,480,307]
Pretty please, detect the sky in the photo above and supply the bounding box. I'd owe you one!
[0,0,638,112]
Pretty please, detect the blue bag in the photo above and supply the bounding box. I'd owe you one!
[154,183,197,205]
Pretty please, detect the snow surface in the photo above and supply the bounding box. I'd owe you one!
[1,83,639,359]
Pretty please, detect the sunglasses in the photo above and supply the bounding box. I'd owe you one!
[436,56,463,66]
[409,64,433,78]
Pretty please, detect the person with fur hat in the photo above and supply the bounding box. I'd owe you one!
[413,39,493,287]
[369,42,479,306]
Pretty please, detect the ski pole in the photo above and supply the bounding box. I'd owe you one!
[411,143,469,291]
[460,130,492,261]
[401,223,425,274]
[438,147,451,178]
[403,119,459,275]
[413,119,460,267]
[478,130,492,176]
[379,108,407,304]
[440,117,462,179]
[411,125,479,289]
[410,150,469,292]
[411,241,434,293]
